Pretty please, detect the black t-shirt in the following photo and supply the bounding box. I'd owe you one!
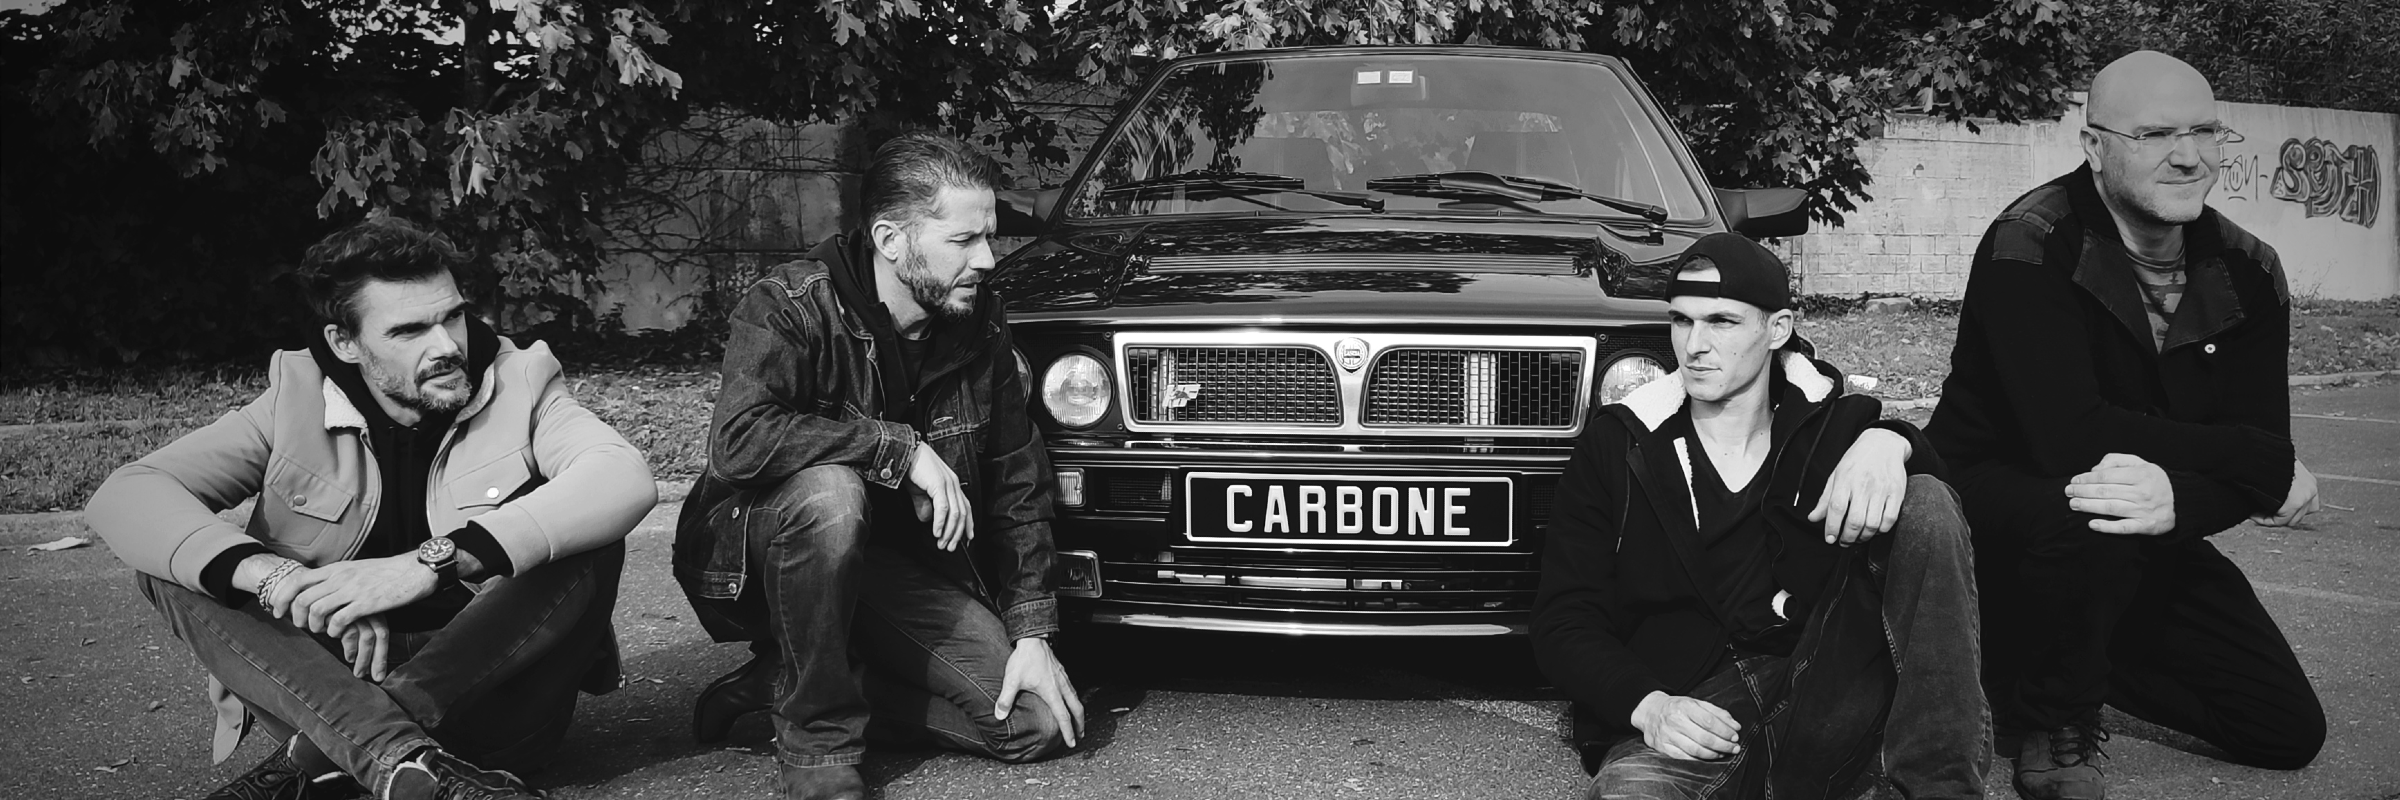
[1685,420,1797,655]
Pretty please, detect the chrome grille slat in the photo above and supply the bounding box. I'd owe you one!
[1364,349,1583,428]
[1113,332,1599,437]
[1126,346,1340,424]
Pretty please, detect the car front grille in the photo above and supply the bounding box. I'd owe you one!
[1125,346,1340,424]
[1364,349,1584,428]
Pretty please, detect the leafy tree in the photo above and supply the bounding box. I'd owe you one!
[2082,0,2399,113]
[1059,0,2090,221]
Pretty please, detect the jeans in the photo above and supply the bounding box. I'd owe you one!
[750,464,1067,767]
[1591,475,1991,800]
[1961,463,2325,769]
[139,541,623,793]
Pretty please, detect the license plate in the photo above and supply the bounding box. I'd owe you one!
[1184,472,1514,546]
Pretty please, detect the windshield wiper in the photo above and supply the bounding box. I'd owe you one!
[1367,171,1667,223]
[1103,170,1386,212]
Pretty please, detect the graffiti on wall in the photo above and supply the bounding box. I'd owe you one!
[2268,138,2379,227]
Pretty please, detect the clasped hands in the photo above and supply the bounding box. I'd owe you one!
[2064,453,2320,536]
[250,553,440,682]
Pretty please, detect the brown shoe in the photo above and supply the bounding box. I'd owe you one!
[2013,720,2109,800]
[775,763,865,800]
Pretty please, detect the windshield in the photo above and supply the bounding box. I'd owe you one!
[1068,52,1710,221]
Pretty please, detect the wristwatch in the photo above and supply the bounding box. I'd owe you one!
[416,536,459,587]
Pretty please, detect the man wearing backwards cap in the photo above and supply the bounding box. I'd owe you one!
[1534,233,1990,799]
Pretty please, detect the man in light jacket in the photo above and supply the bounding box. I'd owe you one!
[88,217,657,800]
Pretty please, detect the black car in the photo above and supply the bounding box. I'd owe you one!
[993,44,1806,636]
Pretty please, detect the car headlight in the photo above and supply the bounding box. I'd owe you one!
[1597,354,1667,406]
[1041,353,1112,428]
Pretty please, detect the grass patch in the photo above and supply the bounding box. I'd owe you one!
[1801,309,1955,402]
[0,364,266,426]
[564,365,718,483]
[0,419,204,513]
[2287,297,2400,375]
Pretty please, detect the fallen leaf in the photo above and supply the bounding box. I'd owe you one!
[28,536,90,552]
[1024,778,1050,786]
[81,638,96,646]
[147,700,165,712]
[93,756,132,773]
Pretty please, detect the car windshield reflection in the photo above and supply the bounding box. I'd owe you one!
[1069,52,1708,221]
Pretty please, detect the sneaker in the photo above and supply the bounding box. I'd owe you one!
[202,750,361,800]
[2013,718,2110,800]
[382,748,539,800]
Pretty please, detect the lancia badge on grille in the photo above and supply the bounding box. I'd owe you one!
[1336,337,1368,372]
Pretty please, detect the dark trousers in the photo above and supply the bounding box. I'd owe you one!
[140,541,624,792]
[1960,463,2325,769]
[1591,475,1991,800]
[749,464,1066,768]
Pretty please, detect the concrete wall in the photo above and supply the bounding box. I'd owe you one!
[1791,100,2399,300]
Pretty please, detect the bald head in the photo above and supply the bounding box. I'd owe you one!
[2082,50,2222,234]
[2088,51,2215,130]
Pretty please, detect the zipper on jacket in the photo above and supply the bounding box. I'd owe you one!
[336,433,384,563]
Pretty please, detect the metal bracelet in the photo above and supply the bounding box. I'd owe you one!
[254,559,301,609]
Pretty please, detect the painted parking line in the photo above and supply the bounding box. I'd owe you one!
[2292,413,2400,425]
[2252,582,2400,611]
[2318,473,2400,488]
[1369,669,1563,736]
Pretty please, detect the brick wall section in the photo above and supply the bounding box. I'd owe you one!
[1785,110,2087,299]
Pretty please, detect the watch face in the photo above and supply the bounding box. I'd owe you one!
[419,537,457,562]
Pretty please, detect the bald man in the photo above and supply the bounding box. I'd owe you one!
[1927,51,2325,799]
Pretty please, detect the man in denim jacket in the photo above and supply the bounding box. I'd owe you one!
[673,132,1081,800]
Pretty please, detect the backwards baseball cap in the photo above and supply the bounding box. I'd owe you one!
[1667,232,1791,312]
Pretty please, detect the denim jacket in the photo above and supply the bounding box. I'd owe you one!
[673,235,1060,643]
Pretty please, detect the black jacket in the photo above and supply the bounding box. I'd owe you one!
[1927,165,2294,536]
[673,235,1061,643]
[1533,350,1942,733]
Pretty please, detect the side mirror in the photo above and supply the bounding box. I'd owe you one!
[997,187,1063,236]
[1715,187,1809,239]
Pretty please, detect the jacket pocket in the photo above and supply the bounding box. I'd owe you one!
[447,449,539,511]
[260,459,355,553]
[697,489,754,600]
[923,389,989,489]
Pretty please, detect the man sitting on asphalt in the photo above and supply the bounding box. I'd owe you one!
[87,217,658,800]
[1931,50,2325,800]
[1534,233,1989,800]
[673,131,1082,800]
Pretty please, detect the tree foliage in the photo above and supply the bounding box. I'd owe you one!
[2082,0,2399,113]
[5,0,2092,364]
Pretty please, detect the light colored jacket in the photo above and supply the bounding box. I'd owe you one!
[85,336,656,758]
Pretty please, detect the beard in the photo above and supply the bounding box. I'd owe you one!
[896,242,977,320]
[364,353,471,418]
[2103,153,2215,227]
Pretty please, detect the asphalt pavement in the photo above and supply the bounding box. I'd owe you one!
[2,378,2394,800]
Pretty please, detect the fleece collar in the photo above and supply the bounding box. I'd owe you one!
[1616,350,1835,433]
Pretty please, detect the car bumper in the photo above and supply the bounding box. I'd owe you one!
[1046,441,1568,636]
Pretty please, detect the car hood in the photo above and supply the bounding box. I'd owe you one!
[993,216,1694,327]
